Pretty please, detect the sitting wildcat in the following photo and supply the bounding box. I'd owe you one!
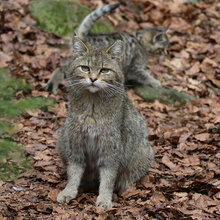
[56,36,154,210]
[46,3,169,95]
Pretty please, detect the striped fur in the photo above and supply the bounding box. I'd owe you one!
[75,3,120,38]
[46,3,169,94]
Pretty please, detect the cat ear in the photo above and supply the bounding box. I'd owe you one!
[71,36,90,57]
[152,32,166,44]
[105,40,124,60]
[152,32,167,44]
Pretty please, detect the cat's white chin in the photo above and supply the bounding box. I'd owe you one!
[87,86,100,93]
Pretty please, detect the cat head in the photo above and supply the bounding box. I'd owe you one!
[139,27,169,57]
[68,37,124,96]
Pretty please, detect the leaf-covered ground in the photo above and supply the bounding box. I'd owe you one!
[0,0,219,219]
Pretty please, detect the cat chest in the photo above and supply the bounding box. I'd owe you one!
[83,131,101,168]
[84,131,99,156]
[73,114,115,160]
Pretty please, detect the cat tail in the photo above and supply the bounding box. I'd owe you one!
[75,3,120,38]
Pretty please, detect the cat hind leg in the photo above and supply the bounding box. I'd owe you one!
[115,145,154,191]
[127,67,161,88]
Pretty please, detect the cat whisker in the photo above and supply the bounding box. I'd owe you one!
[106,85,126,97]
[69,84,86,93]
[112,80,124,86]
[102,87,115,98]
[67,79,85,87]
[114,81,131,88]
[70,82,85,89]
[106,83,125,93]
[68,80,87,93]
[68,82,84,87]
[66,78,83,83]
[65,75,83,80]
[98,82,118,97]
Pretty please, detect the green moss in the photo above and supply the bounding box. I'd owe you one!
[0,121,16,137]
[134,86,194,105]
[0,68,31,100]
[187,0,200,3]
[0,139,31,181]
[0,68,55,181]
[0,68,55,119]
[29,0,113,38]
[0,97,54,119]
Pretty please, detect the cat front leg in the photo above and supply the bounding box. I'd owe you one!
[45,67,63,95]
[57,162,85,204]
[45,66,66,95]
[128,66,161,88]
[96,165,118,210]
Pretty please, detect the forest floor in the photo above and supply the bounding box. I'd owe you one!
[0,0,219,219]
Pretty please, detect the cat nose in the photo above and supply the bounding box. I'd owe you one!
[90,77,97,83]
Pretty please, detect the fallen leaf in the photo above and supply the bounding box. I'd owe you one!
[0,51,12,67]
[185,62,200,76]
[179,132,192,143]
[194,133,210,142]
[121,185,142,199]
[161,155,177,170]
[48,189,60,202]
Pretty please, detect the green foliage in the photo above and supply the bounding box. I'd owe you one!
[29,0,113,38]
[0,68,55,119]
[134,86,194,105]
[187,0,200,3]
[0,121,16,137]
[0,139,31,181]
[0,68,30,100]
[0,68,54,181]
[0,97,54,119]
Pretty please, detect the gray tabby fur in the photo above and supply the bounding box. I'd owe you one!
[56,37,154,210]
[75,3,120,38]
[46,3,169,94]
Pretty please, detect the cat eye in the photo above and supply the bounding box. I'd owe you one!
[100,68,110,74]
[80,66,90,72]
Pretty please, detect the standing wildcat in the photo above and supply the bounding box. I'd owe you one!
[56,37,154,209]
[46,3,169,94]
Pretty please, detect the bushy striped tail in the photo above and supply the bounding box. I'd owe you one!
[75,3,119,38]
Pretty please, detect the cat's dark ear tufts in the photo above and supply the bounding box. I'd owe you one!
[152,32,166,44]
[105,40,124,61]
[71,36,90,57]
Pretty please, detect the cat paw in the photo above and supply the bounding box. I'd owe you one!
[96,196,112,210]
[57,189,77,204]
[149,79,161,88]
[45,82,58,95]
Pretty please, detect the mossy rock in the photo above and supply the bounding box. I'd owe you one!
[134,86,194,105]
[30,0,113,38]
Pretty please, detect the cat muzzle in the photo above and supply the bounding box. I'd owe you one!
[90,77,97,83]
